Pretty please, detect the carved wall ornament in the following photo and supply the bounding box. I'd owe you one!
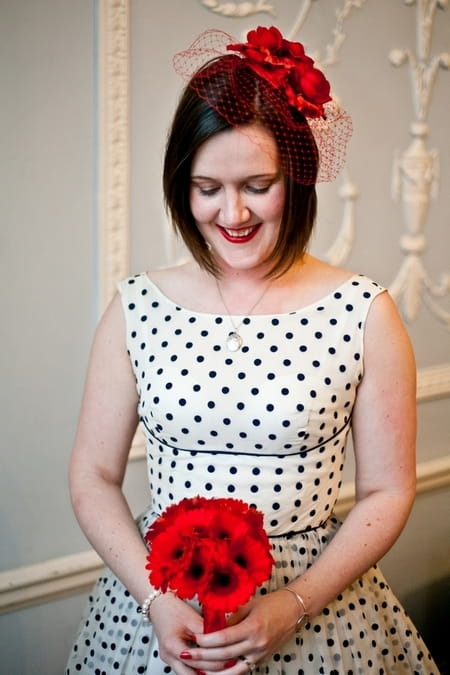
[287,0,367,65]
[287,0,367,267]
[199,0,276,17]
[324,178,359,267]
[98,0,130,311]
[389,0,450,327]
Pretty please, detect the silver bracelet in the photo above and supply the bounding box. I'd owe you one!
[281,587,310,632]
[140,589,163,623]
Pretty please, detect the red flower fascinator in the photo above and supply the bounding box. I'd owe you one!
[173,26,352,184]
[228,26,331,119]
[145,496,274,633]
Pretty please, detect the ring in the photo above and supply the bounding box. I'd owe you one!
[239,655,256,673]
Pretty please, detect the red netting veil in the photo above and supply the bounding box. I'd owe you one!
[173,26,353,185]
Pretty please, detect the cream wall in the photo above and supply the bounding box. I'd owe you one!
[1,1,449,674]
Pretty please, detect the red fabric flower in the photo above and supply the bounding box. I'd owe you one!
[145,496,274,633]
[228,25,331,118]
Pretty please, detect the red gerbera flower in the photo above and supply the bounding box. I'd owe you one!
[145,496,274,633]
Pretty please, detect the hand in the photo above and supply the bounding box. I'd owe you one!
[177,590,300,673]
[149,592,204,674]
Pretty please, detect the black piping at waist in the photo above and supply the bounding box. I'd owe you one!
[140,417,352,458]
[268,516,337,540]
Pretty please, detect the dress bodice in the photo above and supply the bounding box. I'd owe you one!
[118,273,385,535]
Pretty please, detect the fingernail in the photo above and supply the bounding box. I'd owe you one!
[225,659,237,667]
[180,650,192,659]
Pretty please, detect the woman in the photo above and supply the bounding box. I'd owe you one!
[66,27,439,674]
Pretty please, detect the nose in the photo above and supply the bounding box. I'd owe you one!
[221,189,250,227]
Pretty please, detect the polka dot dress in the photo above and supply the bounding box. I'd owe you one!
[66,273,439,674]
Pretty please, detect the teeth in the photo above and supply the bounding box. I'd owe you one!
[224,226,256,238]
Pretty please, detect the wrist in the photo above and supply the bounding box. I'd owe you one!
[280,586,310,632]
[140,589,176,623]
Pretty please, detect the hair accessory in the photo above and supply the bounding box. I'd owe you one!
[174,26,352,185]
[228,26,331,119]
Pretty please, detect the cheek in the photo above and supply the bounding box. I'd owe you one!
[189,192,215,224]
[263,187,285,221]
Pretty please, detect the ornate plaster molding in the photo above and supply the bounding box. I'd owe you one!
[199,0,275,17]
[288,1,367,267]
[98,0,130,311]
[324,178,359,267]
[288,0,367,65]
[389,0,450,327]
[416,361,450,401]
[1,456,448,614]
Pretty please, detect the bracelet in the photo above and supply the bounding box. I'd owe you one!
[280,587,310,632]
[140,589,163,623]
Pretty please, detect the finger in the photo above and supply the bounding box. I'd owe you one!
[179,648,249,673]
[194,624,246,649]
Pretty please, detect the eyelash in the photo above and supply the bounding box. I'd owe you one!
[197,185,271,197]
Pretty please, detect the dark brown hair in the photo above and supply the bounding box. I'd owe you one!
[163,57,318,278]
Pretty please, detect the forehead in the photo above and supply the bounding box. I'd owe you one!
[191,124,279,176]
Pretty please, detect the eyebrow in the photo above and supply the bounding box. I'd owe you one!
[191,172,280,181]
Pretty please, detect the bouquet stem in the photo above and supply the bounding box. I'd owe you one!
[197,608,233,675]
[202,605,227,633]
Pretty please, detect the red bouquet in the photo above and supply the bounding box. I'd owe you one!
[228,25,331,118]
[145,496,274,633]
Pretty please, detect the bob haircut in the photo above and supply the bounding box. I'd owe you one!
[163,56,318,278]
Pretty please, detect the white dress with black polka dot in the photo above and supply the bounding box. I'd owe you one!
[66,273,439,674]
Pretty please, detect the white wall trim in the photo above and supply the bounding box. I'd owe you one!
[1,456,448,615]
[417,362,450,402]
[98,0,130,310]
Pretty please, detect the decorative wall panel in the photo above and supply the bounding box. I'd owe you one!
[98,0,130,310]
[389,0,450,327]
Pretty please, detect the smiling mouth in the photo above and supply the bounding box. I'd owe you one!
[219,224,261,243]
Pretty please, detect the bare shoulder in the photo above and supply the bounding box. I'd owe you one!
[87,291,133,373]
[147,262,217,311]
[365,290,412,346]
[147,262,196,288]
[302,256,353,283]
[363,290,416,378]
[95,291,126,341]
[295,256,354,298]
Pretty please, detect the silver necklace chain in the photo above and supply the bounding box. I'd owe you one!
[215,278,272,352]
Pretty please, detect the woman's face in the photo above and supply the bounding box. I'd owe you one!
[190,124,286,275]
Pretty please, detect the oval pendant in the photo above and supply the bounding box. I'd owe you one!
[226,331,243,352]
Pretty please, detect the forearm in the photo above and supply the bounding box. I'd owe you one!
[288,489,415,618]
[70,472,152,605]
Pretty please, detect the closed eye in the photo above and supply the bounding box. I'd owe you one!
[198,186,220,196]
[192,182,220,196]
[246,184,271,194]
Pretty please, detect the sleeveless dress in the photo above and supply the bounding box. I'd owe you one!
[66,272,439,675]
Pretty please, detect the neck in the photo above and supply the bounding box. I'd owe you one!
[213,255,308,293]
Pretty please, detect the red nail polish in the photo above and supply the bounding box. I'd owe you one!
[180,650,192,659]
[225,659,237,667]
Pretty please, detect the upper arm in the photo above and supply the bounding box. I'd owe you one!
[69,292,139,490]
[351,291,417,502]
